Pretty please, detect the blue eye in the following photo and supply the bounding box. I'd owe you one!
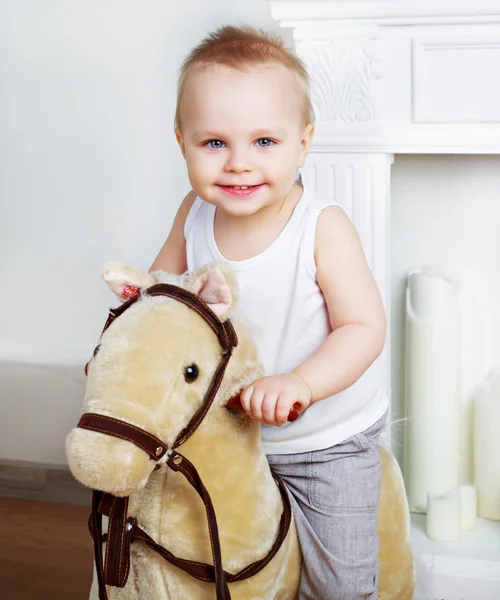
[206,140,225,149]
[257,138,274,148]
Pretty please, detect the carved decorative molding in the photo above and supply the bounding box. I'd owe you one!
[297,39,382,124]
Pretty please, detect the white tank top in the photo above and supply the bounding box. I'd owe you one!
[184,187,388,454]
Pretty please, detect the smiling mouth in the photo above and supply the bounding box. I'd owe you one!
[220,185,260,189]
[217,183,264,196]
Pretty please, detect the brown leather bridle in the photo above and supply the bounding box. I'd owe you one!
[77,283,292,600]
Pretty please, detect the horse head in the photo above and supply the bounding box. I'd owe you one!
[66,262,263,497]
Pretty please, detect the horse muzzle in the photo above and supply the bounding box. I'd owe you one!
[66,426,155,497]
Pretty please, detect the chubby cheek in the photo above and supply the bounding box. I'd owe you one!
[260,145,299,177]
[186,151,222,187]
[261,158,297,189]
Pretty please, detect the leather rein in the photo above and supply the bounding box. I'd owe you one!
[77,283,292,600]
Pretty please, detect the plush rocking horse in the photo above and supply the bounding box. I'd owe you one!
[66,262,415,600]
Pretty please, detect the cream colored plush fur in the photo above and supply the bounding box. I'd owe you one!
[66,262,414,600]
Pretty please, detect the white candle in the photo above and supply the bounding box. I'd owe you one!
[459,485,477,531]
[474,371,500,520]
[426,488,462,541]
[404,265,461,513]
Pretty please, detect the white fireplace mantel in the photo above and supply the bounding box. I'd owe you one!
[269,0,500,407]
[270,3,500,598]
[271,0,500,154]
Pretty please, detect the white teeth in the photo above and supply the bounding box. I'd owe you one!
[233,186,249,189]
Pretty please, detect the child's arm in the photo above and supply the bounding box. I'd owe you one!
[149,190,197,274]
[240,206,386,426]
[294,205,386,400]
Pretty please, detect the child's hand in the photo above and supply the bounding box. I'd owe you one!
[239,373,312,426]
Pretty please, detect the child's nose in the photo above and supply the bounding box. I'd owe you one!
[224,149,252,173]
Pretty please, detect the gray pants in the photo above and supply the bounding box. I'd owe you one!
[267,412,387,600]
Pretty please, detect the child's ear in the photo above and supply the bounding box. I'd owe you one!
[175,127,186,157]
[101,262,156,303]
[298,122,315,167]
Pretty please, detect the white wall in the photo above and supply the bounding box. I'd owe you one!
[390,154,500,474]
[0,0,276,368]
[0,0,278,464]
[3,3,499,466]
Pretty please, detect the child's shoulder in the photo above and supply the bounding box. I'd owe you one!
[313,197,372,294]
[301,186,341,209]
[315,201,358,253]
[301,189,363,274]
[301,188,352,228]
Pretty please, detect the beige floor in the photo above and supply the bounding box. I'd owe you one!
[0,497,93,600]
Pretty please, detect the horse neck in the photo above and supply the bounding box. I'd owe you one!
[128,414,287,574]
[175,415,282,522]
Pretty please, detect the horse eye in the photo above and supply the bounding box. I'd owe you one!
[184,364,199,383]
[93,344,101,357]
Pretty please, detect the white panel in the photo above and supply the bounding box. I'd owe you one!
[413,37,500,123]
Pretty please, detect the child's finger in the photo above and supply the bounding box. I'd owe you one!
[250,389,266,422]
[239,386,254,416]
[262,393,279,425]
[275,394,292,426]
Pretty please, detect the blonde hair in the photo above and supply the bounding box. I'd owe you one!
[175,25,314,129]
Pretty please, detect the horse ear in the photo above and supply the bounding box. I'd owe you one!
[102,262,156,303]
[188,265,238,318]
